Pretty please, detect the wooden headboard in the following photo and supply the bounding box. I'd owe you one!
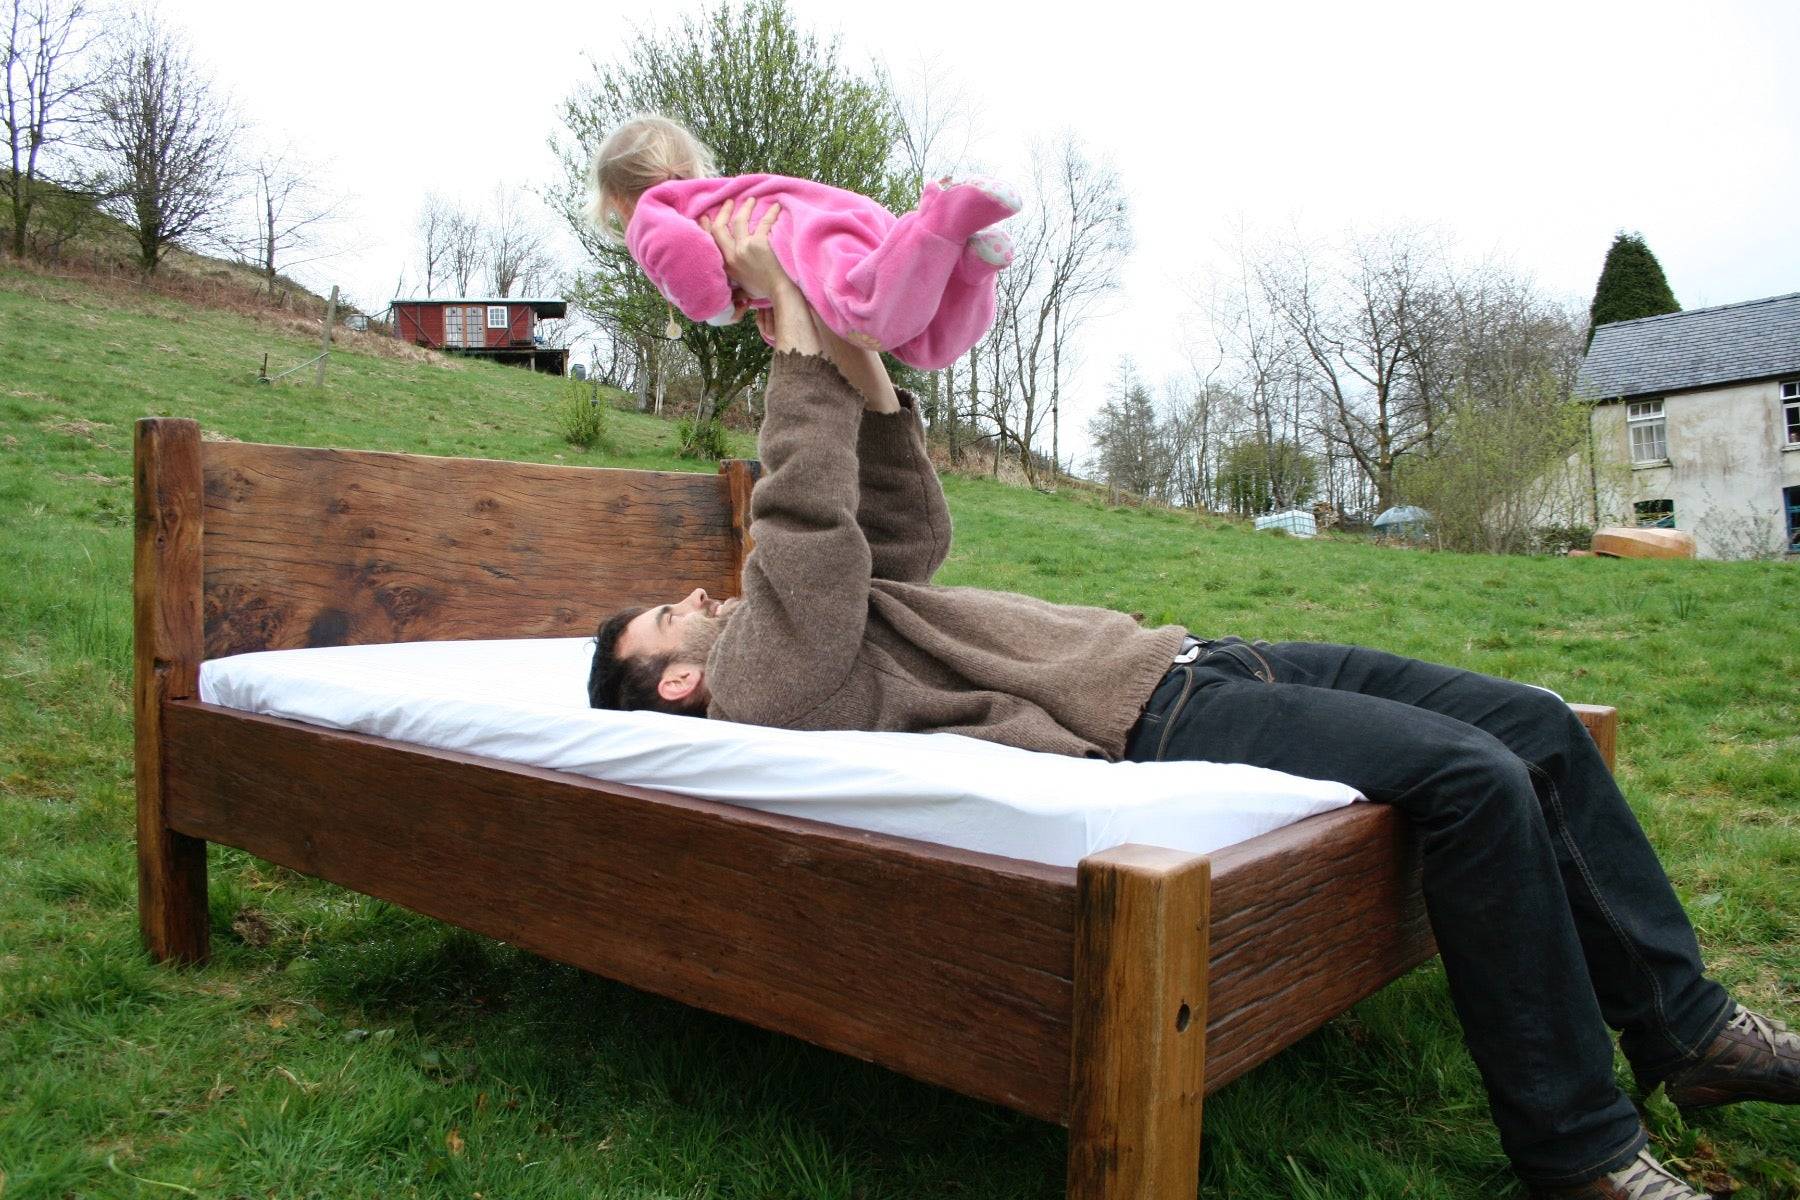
[135,419,759,660]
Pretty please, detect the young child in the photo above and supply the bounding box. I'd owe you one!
[589,114,1020,371]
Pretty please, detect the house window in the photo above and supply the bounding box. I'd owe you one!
[487,305,509,330]
[1786,486,1800,554]
[1627,399,1667,463]
[1783,380,1799,446]
[1634,499,1675,529]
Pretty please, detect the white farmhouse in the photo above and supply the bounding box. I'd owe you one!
[1578,292,1800,559]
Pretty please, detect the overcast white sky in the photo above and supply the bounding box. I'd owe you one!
[166,0,1799,464]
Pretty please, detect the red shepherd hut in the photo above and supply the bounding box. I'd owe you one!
[390,296,569,375]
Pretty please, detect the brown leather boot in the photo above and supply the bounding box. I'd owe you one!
[1528,1149,1709,1199]
[1663,1005,1800,1109]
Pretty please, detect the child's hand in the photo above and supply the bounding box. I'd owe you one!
[701,199,791,302]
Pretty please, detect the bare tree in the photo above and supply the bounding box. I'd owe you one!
[1258,228,1446,511]
[3,0,96,258]
[86,12,237,273]
[1041,138,1129,481]
[414,193,452,297]
[484,185,554,297]
[888,55,975,196]
[232,145,342,297]
[980,134,1130,486]
[445,201,483,296]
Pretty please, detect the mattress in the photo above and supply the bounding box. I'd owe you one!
[197,638,1363,869]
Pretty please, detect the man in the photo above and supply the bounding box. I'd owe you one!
[589,202,1797,1199]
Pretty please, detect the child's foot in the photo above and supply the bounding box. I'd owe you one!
[963,227,1014,273]
[921,176,1022,239]
[939,174,1024,215]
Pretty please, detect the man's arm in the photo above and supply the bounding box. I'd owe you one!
[700,205,871,727]
[808,322,954,584]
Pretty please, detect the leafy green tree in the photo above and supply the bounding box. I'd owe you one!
[1586,232,1679,346]
[1215,437,1317,517]
[1087,359,1170,500]
[1398,374,1593,553]
[551,0,903,452]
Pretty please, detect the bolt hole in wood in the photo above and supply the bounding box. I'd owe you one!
[1176,1003,1191,1032]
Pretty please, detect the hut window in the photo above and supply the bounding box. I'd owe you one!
[1627,400,1666,464]
[1782,380,1799,446]
[487,305,508,329]
[1633,499,1674,529]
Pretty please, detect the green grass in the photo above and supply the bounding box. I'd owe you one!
[2,260,1796,1198]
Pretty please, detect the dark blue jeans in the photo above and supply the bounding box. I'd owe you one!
[1123,640,1732,1186]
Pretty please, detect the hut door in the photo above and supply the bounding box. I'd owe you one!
[445,306,486,348]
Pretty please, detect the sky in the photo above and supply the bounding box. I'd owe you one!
[162,0,1800,465]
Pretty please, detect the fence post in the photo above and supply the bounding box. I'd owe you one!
[315,285,339,386]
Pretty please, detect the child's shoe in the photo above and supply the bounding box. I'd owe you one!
[920,176,1022,239]
[940,174,1023,215]
[961,227,1014,275]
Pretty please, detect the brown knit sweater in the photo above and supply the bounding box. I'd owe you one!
[704,352,1187,759]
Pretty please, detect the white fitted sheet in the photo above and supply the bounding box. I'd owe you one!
[197,638,1362,868]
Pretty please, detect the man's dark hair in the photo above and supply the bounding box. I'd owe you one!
[588,606,682,713]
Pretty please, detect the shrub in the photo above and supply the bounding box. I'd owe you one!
[555,378,613,452]
[677,416,731,461]
[1534,524,1594,556]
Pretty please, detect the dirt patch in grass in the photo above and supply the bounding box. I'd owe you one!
[40,417,111,441]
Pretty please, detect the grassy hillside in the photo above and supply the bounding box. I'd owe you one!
[1,260,1795,1199]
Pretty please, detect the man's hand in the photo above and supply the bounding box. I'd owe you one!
[700,199,790,303]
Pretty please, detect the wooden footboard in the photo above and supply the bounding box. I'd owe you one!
[134,416,1623,1200]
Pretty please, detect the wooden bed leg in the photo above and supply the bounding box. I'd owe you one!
[1570,704,1618,774]
[1067,845,1210,1200]
[134,417,209,964]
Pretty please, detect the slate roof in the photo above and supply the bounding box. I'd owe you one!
[1576,291,1800,400]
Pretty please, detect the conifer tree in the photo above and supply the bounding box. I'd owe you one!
[1586,232,1680,346]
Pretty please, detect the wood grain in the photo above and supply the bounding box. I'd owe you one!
[718,458,760,589]
[1571,704,1618,773]
[162,701,1082,1121]
[1067,846,1209,1200]
[1203,804,1432,1092]
[199,441,742,657]
[134,418,210,964]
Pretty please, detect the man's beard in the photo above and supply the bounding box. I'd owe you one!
[677,604,733,666]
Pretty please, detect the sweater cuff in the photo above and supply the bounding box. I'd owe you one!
[767,348,856,392]
[858,400,926,458]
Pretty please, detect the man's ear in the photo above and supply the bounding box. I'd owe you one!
[657,662,704,705]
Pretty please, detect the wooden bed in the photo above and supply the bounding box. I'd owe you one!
[133,417,1621,1199]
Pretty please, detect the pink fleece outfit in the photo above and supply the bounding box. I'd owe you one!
[625,173,1016,370]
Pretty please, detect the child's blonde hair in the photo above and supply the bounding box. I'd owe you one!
[587,114,717,242]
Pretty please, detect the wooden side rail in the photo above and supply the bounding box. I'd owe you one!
[161,700,1084,1120]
